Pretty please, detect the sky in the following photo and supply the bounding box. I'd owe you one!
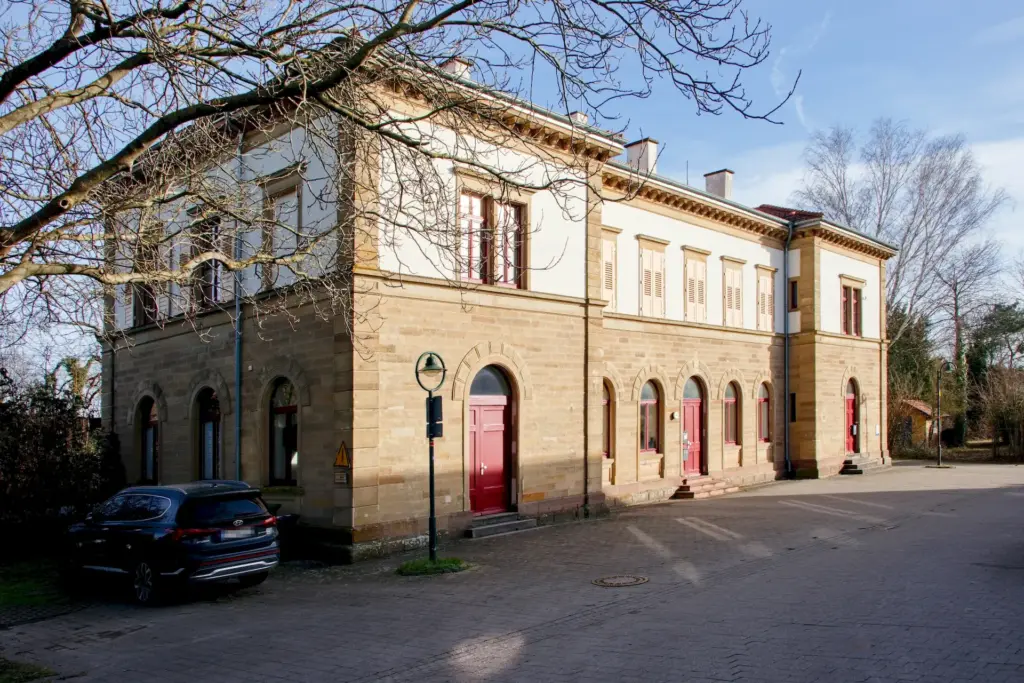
[596,0,1023,250]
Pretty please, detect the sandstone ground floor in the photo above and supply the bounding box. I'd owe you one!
[9,463,1024,683]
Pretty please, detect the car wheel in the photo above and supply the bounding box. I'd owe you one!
[132,560,161,605]
[237,571,269,589]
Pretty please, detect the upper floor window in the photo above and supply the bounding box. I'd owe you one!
[841,282,863,336]
[262,181,301,290]
[188,216,223,310]
[722,257,745,327]
[682,246,708,323]
[639,381,660,453]
[601,228,620,310]
[756,266,775,332]
[788,279,798,312]
[459,191,524,288]
[637,236,667,318]
[724,382,740,445]
[132,284,158,327]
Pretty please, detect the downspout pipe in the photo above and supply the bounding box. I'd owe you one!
[783,219,794,478]
[233,133,244,481]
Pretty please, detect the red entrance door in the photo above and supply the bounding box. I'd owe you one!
[682,399,703,475]
[845,381,858,454]
[469,396,509,514]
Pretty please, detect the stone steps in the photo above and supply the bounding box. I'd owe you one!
[671,477,740,500]
[840,454,887,475]
[465,513,537,539]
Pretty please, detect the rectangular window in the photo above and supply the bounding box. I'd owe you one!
[790,393,797,422]
[722,262,744,327]
[756,267,775,332]
[132,284,158,327]
[789,279,798,312]
[601,237,617,310]
[190,216,222,310]
[724,398,738,444]
[262,184,301,290]
[683,248,708,322]
[638,246,666,318]
[758,396,770,441]
[841,284,863,337]
[460,191,524,288]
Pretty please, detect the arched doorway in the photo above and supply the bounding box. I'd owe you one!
[469,365,514,515]
[682,378,705,475]
[196,388,221,480]
[845,380,859,454]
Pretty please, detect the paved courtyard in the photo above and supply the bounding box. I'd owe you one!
[4,461,1024,682]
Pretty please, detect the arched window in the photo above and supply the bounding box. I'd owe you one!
[757,383,770,442]
[684,378,702,399]
[270,379,298,486]
[470,365,511,396]
[602,381,614,458]
[196,388,220,480]
[639,381,660,453]
[139,398,158,483]
[724,382,740,445]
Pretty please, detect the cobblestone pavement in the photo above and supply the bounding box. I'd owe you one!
[4,461,1024,682]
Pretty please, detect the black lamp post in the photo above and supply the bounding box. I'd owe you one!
[415,352,446,562]
[934,359,954,468]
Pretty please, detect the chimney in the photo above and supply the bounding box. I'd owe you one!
[624,138,658,175]
[440,57,473,80]
[568,111,589,126]
[704,169,734,200]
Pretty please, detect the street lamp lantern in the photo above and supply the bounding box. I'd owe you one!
[415,352,447,561]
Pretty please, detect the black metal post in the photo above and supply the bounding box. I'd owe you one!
[427,389,437,562]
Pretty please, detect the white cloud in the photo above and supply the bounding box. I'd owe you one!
[973,16,1024,46]
[769,13,831,133]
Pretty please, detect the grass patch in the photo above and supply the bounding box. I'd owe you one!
[396,557,466,576]
[0,562,66,608]
[0,658,55,683]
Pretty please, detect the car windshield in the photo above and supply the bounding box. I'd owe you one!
[178,495,268,525]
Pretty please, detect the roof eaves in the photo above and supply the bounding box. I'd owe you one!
[605,160,789,227]
[794,217,899,253]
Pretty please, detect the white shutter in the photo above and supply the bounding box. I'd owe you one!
[239,226,262,296]
[654,251,665,318]
[767,275,775,331]
[177,233,194,314]
[640,248,654,315]
[685,259,695,321]
[602,239,616,309]
[734,268,743,327]
[757,273,767,330]
[113,285,130,329]
[724,269,733,326]
[695,260,707,322]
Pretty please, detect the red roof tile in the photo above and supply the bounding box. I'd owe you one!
[755,204,824,221]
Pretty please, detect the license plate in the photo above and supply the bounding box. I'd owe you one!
[221,528,254,540]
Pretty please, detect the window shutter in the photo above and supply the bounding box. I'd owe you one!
[767,276,775,331]
[602,239,616,309]
[654,251,665,317]
[156,239,171,318]
[640,248,654,315]
[696,260,706,322]
[167,235,180,317]
[685,259,695,320]
[734,269,742,327]
[178,234,194,314]
[272,191,299,289]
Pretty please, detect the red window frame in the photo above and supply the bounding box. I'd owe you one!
[757,389,770,442]
[639,383,660,453]
[841,285,863,337]
[460,191,524,288]
[724,384,739,445]
[853,288,862,336]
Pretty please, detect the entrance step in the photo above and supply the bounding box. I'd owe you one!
[672,477,739,500]
[465,513,537,539]
[840,454,886,475]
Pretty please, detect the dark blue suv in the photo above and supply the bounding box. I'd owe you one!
[67,481,279,604]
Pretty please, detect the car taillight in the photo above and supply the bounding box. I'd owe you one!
[168,528,217,543]
[259,516,277,527]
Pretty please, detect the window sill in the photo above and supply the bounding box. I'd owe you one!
[640,452,663,463]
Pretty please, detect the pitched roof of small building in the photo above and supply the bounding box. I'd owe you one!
[903,399,949,419]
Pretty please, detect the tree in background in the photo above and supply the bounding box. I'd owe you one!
[886,305,932,453]
[0,0,796,344]
[794,119,1006,344]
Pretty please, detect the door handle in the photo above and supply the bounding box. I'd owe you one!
[480,463,488,475]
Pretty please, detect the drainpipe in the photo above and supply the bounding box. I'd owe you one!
[233,133,244,481]
[783,219,795,478]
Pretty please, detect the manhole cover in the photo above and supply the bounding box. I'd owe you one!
[592,575,648,588]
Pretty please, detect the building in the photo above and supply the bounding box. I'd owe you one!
[899,399,946,448]
[103,62,896,559]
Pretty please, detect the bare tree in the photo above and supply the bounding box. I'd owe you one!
[0,0,796,343]
[794,119,1007,343]
[935,240,1002,386]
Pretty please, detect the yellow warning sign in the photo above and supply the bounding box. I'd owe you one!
[334,441,351,468]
